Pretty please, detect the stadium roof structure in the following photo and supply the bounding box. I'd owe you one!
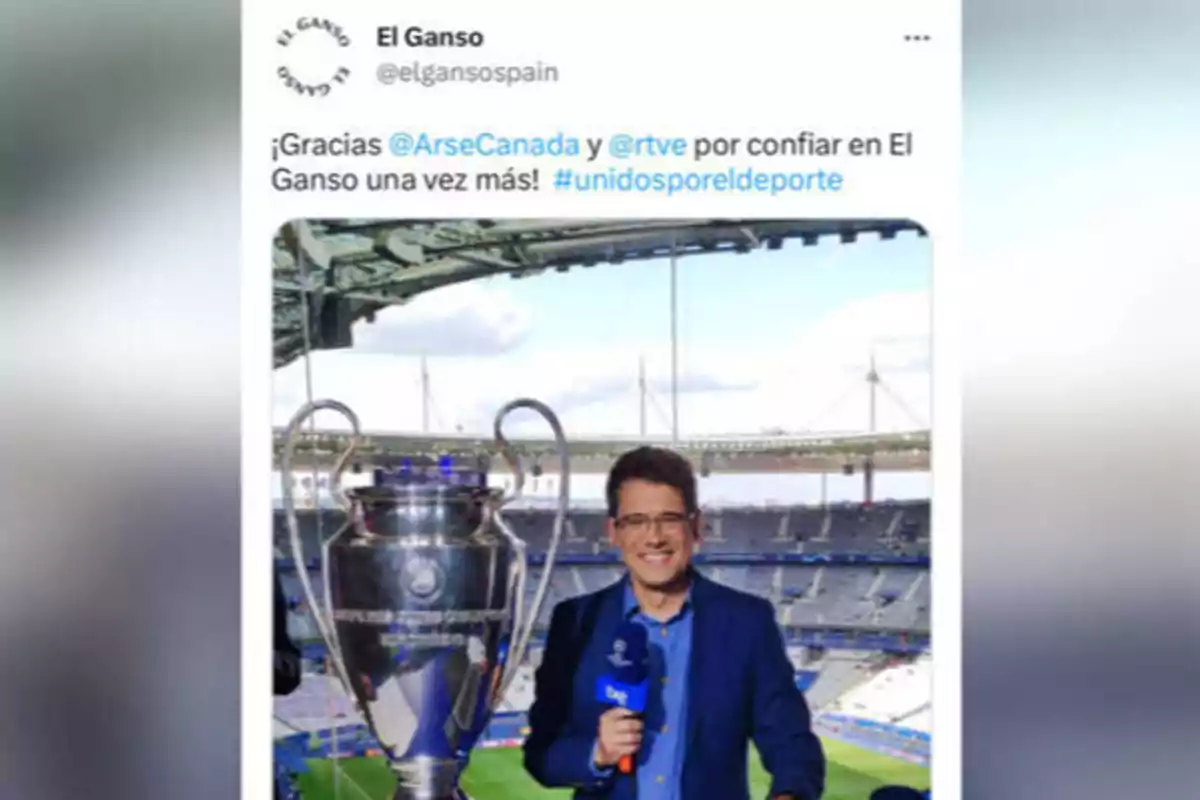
[273,218,931,480]
[273,218,926,369]
[272,427,930,474]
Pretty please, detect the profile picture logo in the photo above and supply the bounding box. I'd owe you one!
[276,17,351,97]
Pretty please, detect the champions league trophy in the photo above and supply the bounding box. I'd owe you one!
[280,398,570,800]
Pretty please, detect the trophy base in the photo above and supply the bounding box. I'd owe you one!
[387,756,468,800]
[389,788,471,800]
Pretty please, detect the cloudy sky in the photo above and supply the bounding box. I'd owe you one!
[274,229,931,436]
[273,227,931,504]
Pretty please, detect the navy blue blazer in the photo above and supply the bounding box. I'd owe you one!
[523,572,825,799]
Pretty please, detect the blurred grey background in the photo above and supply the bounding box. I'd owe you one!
[1,1,1196,799]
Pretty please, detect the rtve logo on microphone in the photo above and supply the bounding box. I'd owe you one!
[605,684,630,706]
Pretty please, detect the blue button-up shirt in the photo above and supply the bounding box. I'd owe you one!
[590,583,694,799]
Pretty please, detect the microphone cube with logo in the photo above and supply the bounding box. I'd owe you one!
[595,621,650,713]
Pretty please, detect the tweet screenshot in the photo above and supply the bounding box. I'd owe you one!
[244,2,960,799]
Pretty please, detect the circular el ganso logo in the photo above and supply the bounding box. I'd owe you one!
[276,17,351,97]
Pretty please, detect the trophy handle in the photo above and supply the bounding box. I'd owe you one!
[489,509,528,705]
[490,398,569,703]
[279,399,361,697]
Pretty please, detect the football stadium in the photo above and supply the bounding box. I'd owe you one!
[271,220,932,799]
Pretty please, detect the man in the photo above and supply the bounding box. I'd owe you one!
[524,447,825,799]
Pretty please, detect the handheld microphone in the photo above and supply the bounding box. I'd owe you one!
[594,621,649,775]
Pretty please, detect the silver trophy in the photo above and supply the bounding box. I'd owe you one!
[280,398,569,800]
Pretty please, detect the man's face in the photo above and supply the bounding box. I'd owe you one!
[607,478,700,590]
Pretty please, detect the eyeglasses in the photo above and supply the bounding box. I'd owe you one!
[613,512,692,536]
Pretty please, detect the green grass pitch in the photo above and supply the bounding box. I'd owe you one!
[295,739,929,799]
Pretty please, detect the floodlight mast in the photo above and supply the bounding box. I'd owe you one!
[865,351,879,505]
[800,347,928,505]
[420,355,430,433]
[638,355,648,439]
[868,350,879,435]
[669,238,680,445]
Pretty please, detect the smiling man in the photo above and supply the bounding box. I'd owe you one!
[523,446,826,800]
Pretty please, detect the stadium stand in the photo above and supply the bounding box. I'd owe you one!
[830,655,934,733]
[274,500,932,631]
[798,649,890,710]
[272,499,931,559]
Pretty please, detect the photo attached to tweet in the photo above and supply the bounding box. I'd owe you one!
[268,219,937,800]
[244,4,959,800]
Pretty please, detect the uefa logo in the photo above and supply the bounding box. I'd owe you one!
[607,638,631,668]
[403,556,445,601]
[276,17,351,97]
